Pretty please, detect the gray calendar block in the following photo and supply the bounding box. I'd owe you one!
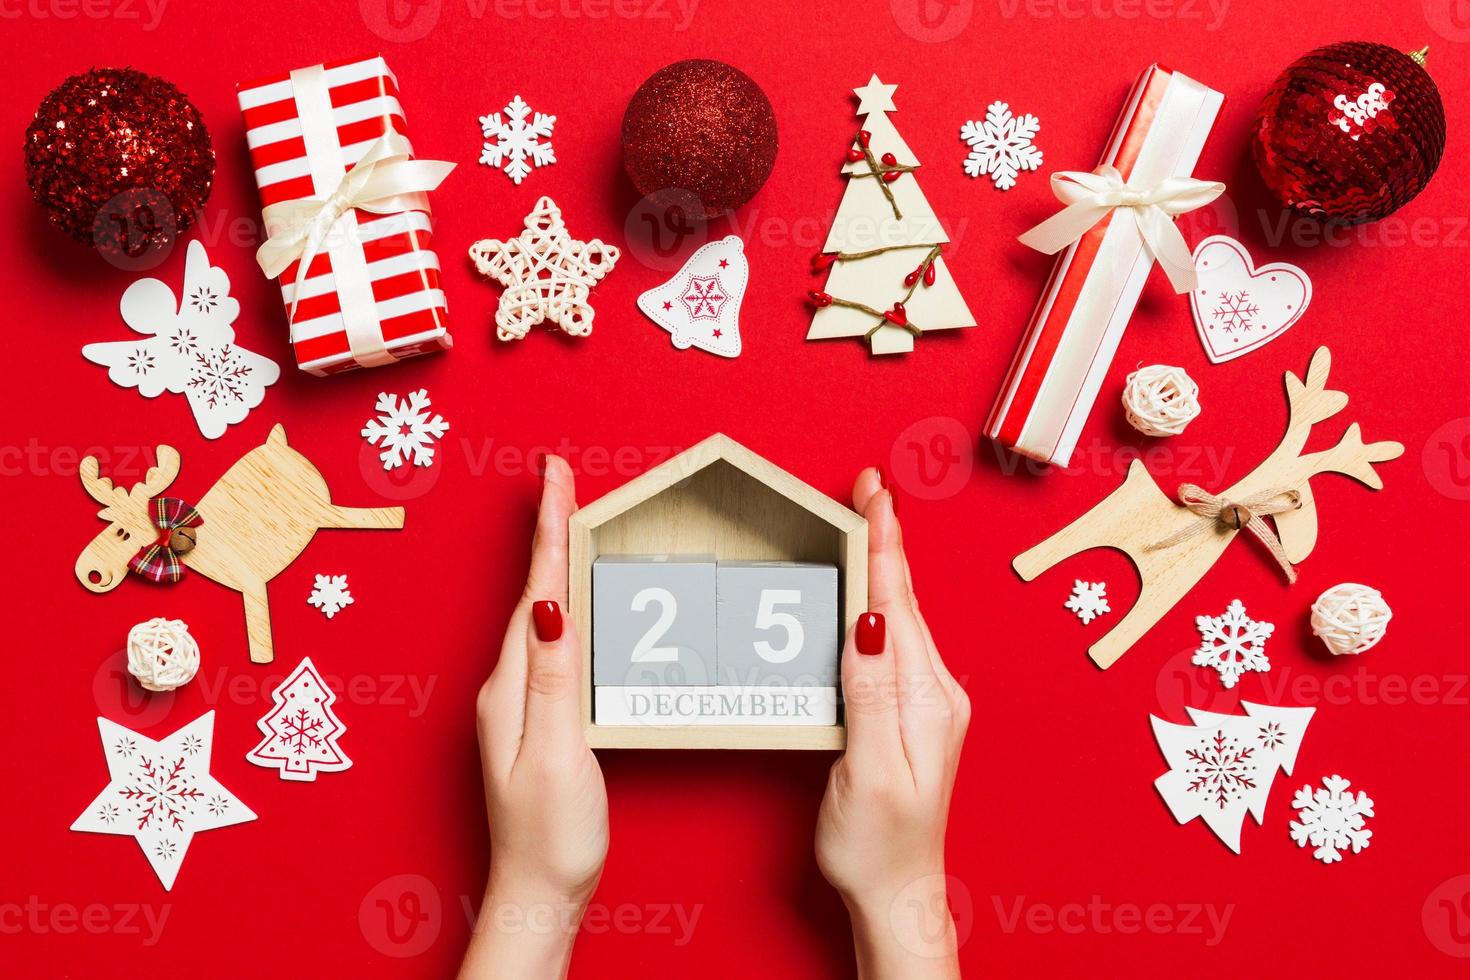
[716,561,840,687]
[593,555,717,686]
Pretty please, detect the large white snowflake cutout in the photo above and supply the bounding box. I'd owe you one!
[480,95,556,185]
[308,574,354,619]
[1194,599,1273,688]
[71,712,256,890]
[1290,775,1374,863]
[960,101,1042,190]
[1065,580,1110,624]
[361,389,449,470]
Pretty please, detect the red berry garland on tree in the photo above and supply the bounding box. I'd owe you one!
[24,67,214,262]
[1252,42,1445,224]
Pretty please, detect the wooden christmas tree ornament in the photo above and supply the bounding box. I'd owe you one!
[1014,348,1402,669]
[75,424,404,664]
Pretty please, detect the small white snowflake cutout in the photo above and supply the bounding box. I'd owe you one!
[960,101,1042,190]
[1194,599,1273,689]
[361,389,449,470]
[1065,580,1110,624]
[480,95,556,185]
[308,574,353,619]
[1290,775,1374,863]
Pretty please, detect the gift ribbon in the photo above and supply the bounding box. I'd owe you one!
[128,497,203,585]
[256,124,454,325]
[1017,165,1224,293]
[1145,483,1303,583]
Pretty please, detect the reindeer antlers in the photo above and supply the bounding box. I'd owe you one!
[1284,347,1349,431]
[79,446,182,508]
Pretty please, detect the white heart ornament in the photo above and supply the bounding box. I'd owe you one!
[1189,235,1311,364]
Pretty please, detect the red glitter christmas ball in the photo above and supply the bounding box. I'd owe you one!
[621,60,777,219]
[25,67,214,261]
[1252,42,1445,224]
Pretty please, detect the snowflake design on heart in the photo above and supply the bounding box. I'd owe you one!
[187,346,253,409]
[1212,291,1261,333]
[121,755,203,832]
[308,574,354,619]
[1185,729,1257,809]
[1064,580,1110,624]
[960,101,1042,190]
[280,708,326,755]
[1194,599,1273,688]
[1290,775,1374,863]
[361,388,450,470]
[682,275,728,320]
[480,95,556,185]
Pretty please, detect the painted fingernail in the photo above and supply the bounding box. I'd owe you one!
[876,464,888,489]
[532,600,564,642]
[856,612,886,655]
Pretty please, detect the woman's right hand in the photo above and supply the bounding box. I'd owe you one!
[815,469,970,978]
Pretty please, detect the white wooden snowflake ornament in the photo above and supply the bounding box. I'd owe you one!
[82,240,280,439]
[361,389,449,470]
[1290,775,1374,863]
[960,101,1042,190]
[468,196,620,341]
[71,712,256,891]
[308,574,353,618]
[1065,580,1110,624]
[1194,599,1273,688]
[480,95,556,185]
[1152,701,1315,853]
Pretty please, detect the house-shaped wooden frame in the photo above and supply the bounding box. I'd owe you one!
[570,434,867,749]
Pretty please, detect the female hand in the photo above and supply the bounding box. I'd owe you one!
[815,469,970,978]
[461,457,608,980]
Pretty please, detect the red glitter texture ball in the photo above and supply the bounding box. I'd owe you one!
[621,60,778,219]
[1252,42,1445,224]
[25,67,214,260]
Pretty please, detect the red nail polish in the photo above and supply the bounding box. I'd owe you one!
[876,465,888,489]
[532,600,563,642]
[856,612,886,655]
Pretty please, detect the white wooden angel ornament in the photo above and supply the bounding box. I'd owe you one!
[82,240,280,439]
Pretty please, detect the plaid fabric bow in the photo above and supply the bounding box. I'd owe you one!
[128,497,204,584]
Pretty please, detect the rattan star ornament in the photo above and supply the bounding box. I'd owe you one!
[468,196,620,341]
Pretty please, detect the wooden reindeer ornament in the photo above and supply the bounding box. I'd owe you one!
[75,424,404,664]
[1015,347,1402,669]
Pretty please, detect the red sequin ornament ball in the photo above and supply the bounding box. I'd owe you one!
[621,60,778,219]
[25,67,214,261]
[1252,42,1445,224]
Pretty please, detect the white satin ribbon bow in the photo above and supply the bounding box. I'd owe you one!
[1017,165,1225,293]
[255,126,454,320]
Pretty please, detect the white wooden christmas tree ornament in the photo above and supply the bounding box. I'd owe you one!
[1151,701,1315,854]
[83,240,280,440]
[637,235,748,358]
[806,74,976,355]
[1311,583,1391,656]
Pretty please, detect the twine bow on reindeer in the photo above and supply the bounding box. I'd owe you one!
[1147,484,1304,583]
[128,497,203,585]
[1017,165,1225,292]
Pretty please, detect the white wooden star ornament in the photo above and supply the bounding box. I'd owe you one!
[71,712,256,891]
[468,196,621,341]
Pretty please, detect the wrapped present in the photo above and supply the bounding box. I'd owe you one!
[986,65,1224,466]
[237,55,455,376]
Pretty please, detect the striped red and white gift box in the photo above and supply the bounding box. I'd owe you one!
[237,55,452,376]
[986,65,1223,467]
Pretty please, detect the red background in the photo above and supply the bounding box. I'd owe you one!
[5,0,1468,975]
